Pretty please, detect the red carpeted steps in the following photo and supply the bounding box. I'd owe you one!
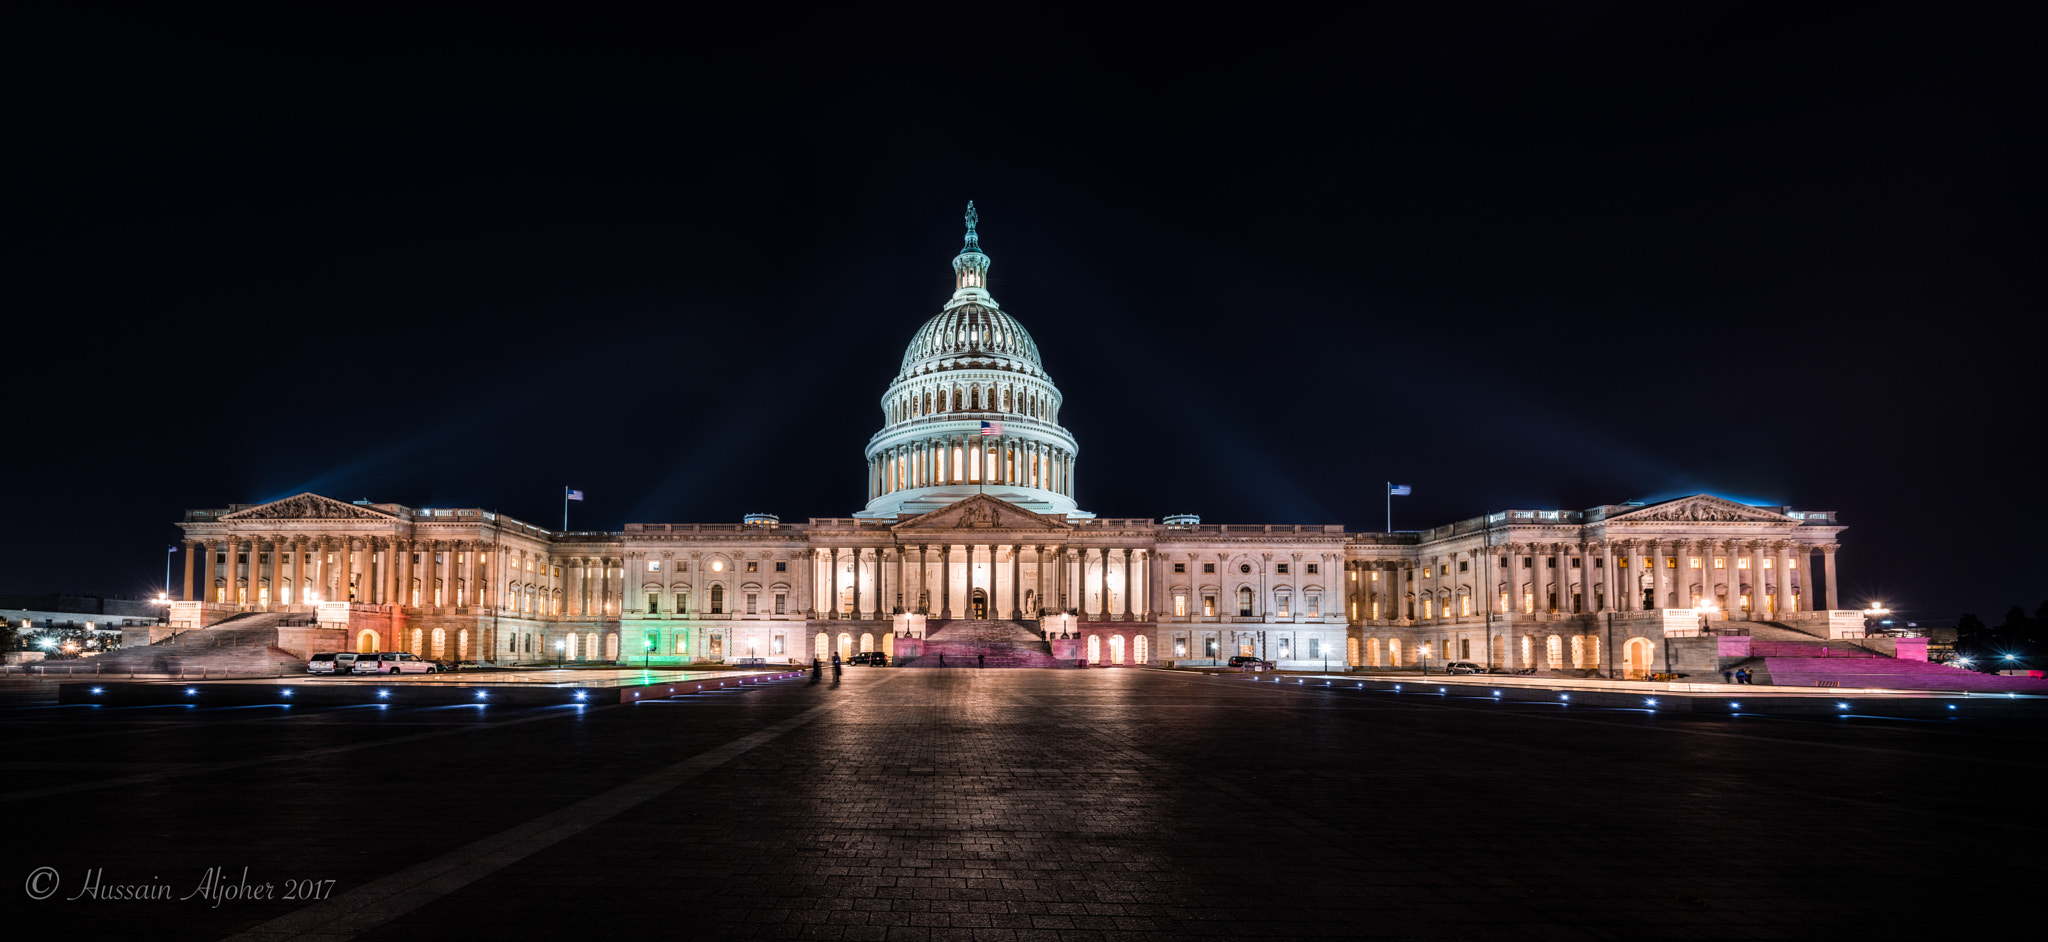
[897,619,1077,668]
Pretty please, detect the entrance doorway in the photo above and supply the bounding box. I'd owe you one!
[1624,637,1654,679]
[356,630,379,654]
[971,588,988,619]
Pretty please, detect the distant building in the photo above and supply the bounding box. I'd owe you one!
[166,208,1853,675]
[1,594,161,631]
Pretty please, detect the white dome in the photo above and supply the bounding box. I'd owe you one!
[898,304,1043,378]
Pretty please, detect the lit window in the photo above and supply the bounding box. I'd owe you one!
[1738,558,1750,569]
[1690,558,1702,568]
[1763,558,1774,570]
[648,560,661,572]
[1203,595,1216,616]
[1788,558,1798,569]
[1714,557,1726,569]
[747,561,759,573]
[1174,595,1187,617]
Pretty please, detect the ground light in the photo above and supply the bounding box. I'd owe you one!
[1646,698,1658,707]
[90,687,102,695]
[1837,702,1850,710]
[282,689,293,697]
[185,688,196,696]
[1560,694,1570,701]
[377,690,390,698]
[1731,702,1741,709]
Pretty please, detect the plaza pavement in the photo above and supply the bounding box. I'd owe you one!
[2,667,2041,940]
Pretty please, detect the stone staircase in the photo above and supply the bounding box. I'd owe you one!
[1725,621,2048,693]
[898,619,1076,668]
[55,612,306,675]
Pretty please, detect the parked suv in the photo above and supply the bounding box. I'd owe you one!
[353,652,436,674]
[1227,655,1274,672]
[850,652,889,667]
[307,653,341,674]
[1444,660,1488,675]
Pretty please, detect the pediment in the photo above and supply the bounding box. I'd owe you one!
[891,495,1070,533]
[1606,495,1790,525]
[220,493,398,521]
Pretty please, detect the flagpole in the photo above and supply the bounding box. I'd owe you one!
[1386,482,1391,534]
[563,491,568,532]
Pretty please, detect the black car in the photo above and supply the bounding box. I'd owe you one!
[849,652,889,666]
[1227,655,1273,672]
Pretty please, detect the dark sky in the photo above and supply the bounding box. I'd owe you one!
[7,3,2041,623]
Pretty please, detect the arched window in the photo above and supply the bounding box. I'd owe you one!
[1002,388,1012,412]
[431,627,446,658]
[1109,635,1125,665]
[1134,635,1149,664]
[710,584,725,614]
[1087,635,1101,663]
[1546,635,1563,669]
[1388,638,1402,666]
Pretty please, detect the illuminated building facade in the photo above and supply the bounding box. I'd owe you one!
[166,209,1854,674]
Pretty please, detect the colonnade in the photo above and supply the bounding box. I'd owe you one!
[180,535,592,617]
[869,436,1074,499]
[801,543,1155,622]
[1345,540,1841,623]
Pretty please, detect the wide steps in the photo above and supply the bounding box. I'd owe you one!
[1762,656,2048,692]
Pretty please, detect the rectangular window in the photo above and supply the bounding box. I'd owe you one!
[1278,595,1291,617]
[1309,637,1321,659]
[1714,557,1726,569]
[1203,595,1216,616]
[647,560,661,572]
[1571,557,1582,568]
[1306,563,1318,575]
[1619,558,1630,568]
[1439,564,1449,576]
[1459,560,1469,572]
[1203,563,1216,573]
[747,561,759,572]
[1666,558,1677,568]
[775,561,787,572]
[1595,557,1605,568]
[1308,594,1320,617]
[1205,636,1219,658]
[1173,562,1186,574]
[1763,558,1774,569]
[1174,594,1187,617]
[1523,557,1532,568]
[647,593,659,614]
[746,593,758,615]
[1690,558,1702,568]
[775,593,787,615]
[1174,634,1188,657]
[1738,558,1750,569]
[772,634,785,655]
[1788,558,1799,569]
[1277,563,1289,574]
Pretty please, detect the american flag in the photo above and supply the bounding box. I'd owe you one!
[980,421,1003,436]
[565,488,584,501]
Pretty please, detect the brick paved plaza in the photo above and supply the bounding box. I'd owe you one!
[4,668,2040,940]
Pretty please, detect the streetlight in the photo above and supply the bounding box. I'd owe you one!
[164,544,177,607]
[555,639,565,670]
[645,641,653,671]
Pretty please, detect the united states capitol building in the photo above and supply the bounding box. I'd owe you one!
[164,208,1858,676]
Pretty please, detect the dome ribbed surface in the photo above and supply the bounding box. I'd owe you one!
[898,304,1042,376]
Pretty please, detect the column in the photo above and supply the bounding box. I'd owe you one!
[915,544,929,614]
[853,548,865,619]
[1095,547,1109,620]
[1821,544,1841,611]
[1747,541,1766,620]
[1120,548,1133,619]
[200,539,219,604]
[386,539,403,608]
[940,545,953,618]
[1775,542,1794,616]
[1600,542,1614,612]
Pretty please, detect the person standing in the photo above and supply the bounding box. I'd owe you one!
[978,652,985,669]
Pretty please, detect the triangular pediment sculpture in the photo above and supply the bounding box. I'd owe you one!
[892,494,1070,532]
[1605,494,1791,524]
[220,492,397,521]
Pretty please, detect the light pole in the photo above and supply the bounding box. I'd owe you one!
[555,639,565,670]
[644,641,653,671]
[164,544,177,606]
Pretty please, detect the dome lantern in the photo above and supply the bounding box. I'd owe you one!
[952,201,990,290]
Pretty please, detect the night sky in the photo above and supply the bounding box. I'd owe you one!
[8,4,2040,623]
